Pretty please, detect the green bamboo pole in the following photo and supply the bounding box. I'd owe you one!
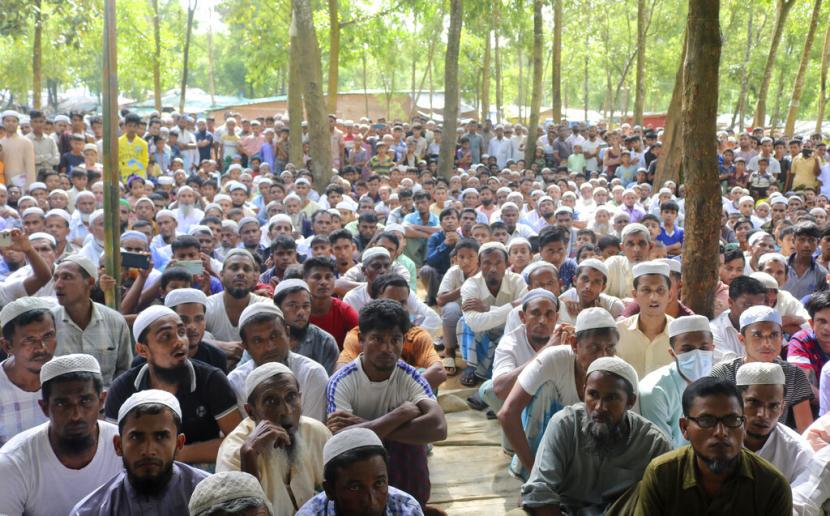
[102,0,121,308]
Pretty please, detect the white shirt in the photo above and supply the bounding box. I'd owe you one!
[517,345,580,404]
[342,284,440,335]
[0,278,27,308]
[493,326,537,381]
[487,137,514,168]
[205,292,272,342]
[174,207,205,234]
[227,352,328,422]
[0,361,47,445]
[0,421,122,516]
[437,265,468,296]
[557,289,625,325]
[757,422,815,488]
[78,238,104,268]
[710,310,744,358]
[460,270,527,333]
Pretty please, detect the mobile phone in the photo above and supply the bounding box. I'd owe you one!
[179,260,204,276]
[122,252,150,270]
[0,231,11,248]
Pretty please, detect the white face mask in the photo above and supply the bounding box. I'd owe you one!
[675,349,713,383]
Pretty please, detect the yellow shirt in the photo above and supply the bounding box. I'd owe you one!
[216,416,331,516]
[604,255,635,300]
[118,133,149,181]
[616,313,675,378]
[791,155,819,189]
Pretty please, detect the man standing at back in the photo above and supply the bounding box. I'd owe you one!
[1,110,35,187]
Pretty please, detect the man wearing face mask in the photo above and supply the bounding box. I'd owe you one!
[791,142,821,191]
[639,315,720,448]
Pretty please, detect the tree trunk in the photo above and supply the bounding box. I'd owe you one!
[438,0,463,181]
[770,36,794,129]
[292,0,333,184]
[633,0,646,125]
[326,0,339,114]
[408,24,440,119]
[784,0,822,137]
[518,44,524,122]
[179,0,197,114]
[481,31,491,121]
[288,15,304,166]
[494,0,502,123]
[551,0,562,122]
[583,6,590,123]
[152,0,162,111]
[753,0,795,129]
[653,31,687,187]
[362,47,369,118]
[524,0,543,163]
[32,0,42,110]
[207,6,217,105]
[817,22,830,133]
[731,9,752,131]
[681,0,722,318]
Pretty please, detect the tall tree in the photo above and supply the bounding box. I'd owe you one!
[32,0,42,109]
[152,0,162,111]
[288,13,304,166]
[437,0,463,181]
[178,0,197,114]
[752,0,796,128]
[817,22,830,132]
[784,0,822,136]
[730,9,752,131]
[326,0,339,114]
[493,0,502,123]
[481,30,491,121]
[524,0,543,163]
[551,0,562,122]
[292,0,333,185]
[681,0,721,317]
[653,31,687,187]
[633,0,646,125]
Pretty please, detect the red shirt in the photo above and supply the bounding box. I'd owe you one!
[309,297,358,350]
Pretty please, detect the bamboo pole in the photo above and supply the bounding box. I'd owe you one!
[102,0,121,308]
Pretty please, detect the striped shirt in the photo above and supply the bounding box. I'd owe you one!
[296,486,423,515]
[0,361,46,446]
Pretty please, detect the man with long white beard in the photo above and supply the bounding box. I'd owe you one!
[514,357,671,515]
[173,186,204,235]
[78,208,105,267]
[217,362,331,516]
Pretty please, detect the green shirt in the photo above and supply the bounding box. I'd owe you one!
[396,254,418,291]
[632,445,792,516]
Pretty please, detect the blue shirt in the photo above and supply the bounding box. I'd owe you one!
[559,258,578,290]
[403,211,439,229]
[657,225,684,248]
[296,486,424,515]
[425,230,455,274]
[639,363,688,449]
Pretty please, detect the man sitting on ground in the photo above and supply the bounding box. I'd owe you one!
[303,257,358,350]
[558,258,624,324]
[273,279,339,375]
[188,471,273,516]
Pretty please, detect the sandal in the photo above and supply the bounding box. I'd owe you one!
[466,392,489,411]
[460,366,480,387]
[441,356,458,376]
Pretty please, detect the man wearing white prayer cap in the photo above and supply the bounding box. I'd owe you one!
[77,208,105,267]
[189,471,273,516]
[45,207,77,259]
[711,304,815,433]
[734,362,816,493]
[639,315,720,448]
[104,305,242,465]
[217,362,331,516]
[227,302,328,421]
[21,205,46,234]
[173,185,205,235]
[296,427,422,515]
[499,306,619,479]
[749,271,810,335]
[558,257,625,325]
[615,260,675,378]
[603,222,653,299]
[71,390,210,516]
[517,355,671,514]
[273,279,339,375]
[0,354,122,515]
[498,201,538,243]
[150,208,181,256]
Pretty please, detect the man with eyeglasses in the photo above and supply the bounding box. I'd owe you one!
[630,377,792,514]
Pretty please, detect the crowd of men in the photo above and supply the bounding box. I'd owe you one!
[0,105,830,515]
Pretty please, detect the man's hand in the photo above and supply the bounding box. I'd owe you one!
[99,273,116,292]
[548,323,575,348]
[242,420,292,455]
[565,301,581,319]
[213,340,243,364]
[326,410,366,434]
[4,229,31,253]
[444,231,459,246]
[392,401,421,422]
[200,253,215,276]
[462,298,489,313]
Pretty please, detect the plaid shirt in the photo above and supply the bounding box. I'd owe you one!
[0,361,47,446]
[787,329,830,383]
[296,486,423,515]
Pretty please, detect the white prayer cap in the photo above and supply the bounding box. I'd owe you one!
[268,214,292,227]
[75,190,95,201]
[586,356,638,393]
[238,217,259,230]
[53,114,70,123]
[657,258,681,275]
[164,288,208,308]
[787,196,804,206]
[385,223,405,234]
[244,362,294,400]
[327,208,340,217]
[554,206,574,216]
[621,223,649,240]
[48,189,68,199]
[736,362,786,386]
[221,220,239,233]
[284,193,301,202]
[133,305,179,342]
[89,209,105,225]
[117,389,182,424]
[738,195,755,206]
[155,209,176,222]
[520,288,559,307]
[522,260,558,284]
[501,202,519,212]
[658,187,672,195]
[0,297,55,329]
[478,241,508,257]
[507,237,531,251]
[227,163,243,172]
[120,230,148,243]
[748,231,771,247]
[295,177,310,186]
[632,260,670,280]
[28,182,47,193]
[769,196,787,206]
[335,201,353,210]
[361,246,390,264]
[40,353,101,384]
[575,307,617,333]
[537,195,554,205]
[739,305,781,331]
[1,110,20,120]
[758,253,787,268]
[323,427,384,467]
[274,279,310,299]
[188,224,213,237]
[22,207,45,218]
[227,181,247,193]
[810,207,826,216]
[59,254,98,280]
[188,471,272,516]
[238,302,284,332]
[28,232,56,246]
[213,194,231,203]
[749,271,778,290]
[45,208,71,223]
[224,248,256,264]
[157,176,175,186]
[462,188,479,197]
[497,187,512,195]
[577,258,608,277]
[668,315,712,338]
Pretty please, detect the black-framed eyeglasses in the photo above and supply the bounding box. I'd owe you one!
[687,414,745,429]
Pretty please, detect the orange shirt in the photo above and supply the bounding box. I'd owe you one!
[337,326,441,369]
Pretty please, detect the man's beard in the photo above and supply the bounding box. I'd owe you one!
[698,453,739,475]
[126,457,174,496]
[56,432,96,456]
[180,203,194,216]
[153,362,189,385]
[288,324,308,343]
[581,413,629,457]
[268,427,302,469]
[481,198,493,206]
[226,286,250,299]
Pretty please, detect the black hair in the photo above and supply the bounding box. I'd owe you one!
[358,299,411,335]
[575,244,597,262]
[369,273,410,299]
[723,247,746,264]
[124,113,142,125]
[489,221,507,231]
[160,267,193,291]
[271,235,297,252]
[118,402,183,434]
[728,275,767,301]
[2,309,54,342]
[661,201,680,213]
[413,191,431,202]
[358,213,379,224]
[325,184,345,196]
[597,235,621,250]
[398,189,413,199]
[303,256,337,277]
[806,290,830,319]
[42,371,103,401]
[640,213,661,226]
[310,235,330,247]
[439,207,459,221]
[200,215,222,226]
[323,445,388,486]
[538,225,570,248]
[283,264,304,280]
[576,228,597,244]
[171,235,200,253]
[681,377,743,418]
[329,228,355,245]
[794,221,821,240]
[311,209,331,223]
[452,238,480,256]
[370,232,400,250]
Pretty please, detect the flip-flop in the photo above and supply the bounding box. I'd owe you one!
[466,393,488,411]
[460,366,480,387]
[442,356,458,376]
